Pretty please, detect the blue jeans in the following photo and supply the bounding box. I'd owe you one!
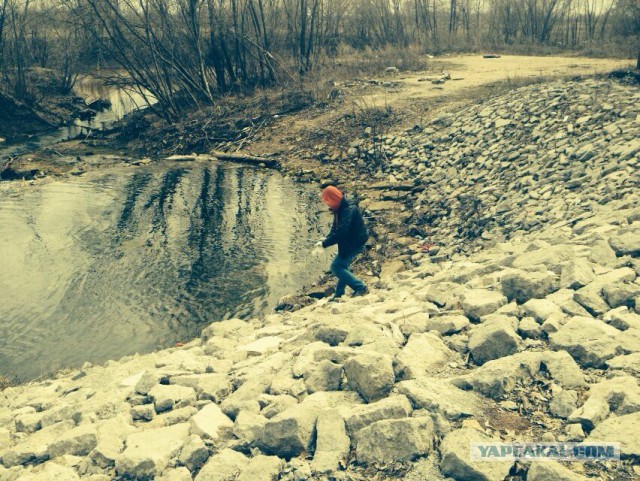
[330,247,365,297]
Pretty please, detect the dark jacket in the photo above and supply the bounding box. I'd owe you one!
[322,198,368,257]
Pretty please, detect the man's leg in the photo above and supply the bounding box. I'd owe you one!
[330,249,365,297]
[330,254,349,298]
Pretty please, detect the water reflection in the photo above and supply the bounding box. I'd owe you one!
[0,162,330,381]
[0,76,151,159]
[74,76,153,128]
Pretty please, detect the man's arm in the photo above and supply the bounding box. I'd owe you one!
[322,205,354,248]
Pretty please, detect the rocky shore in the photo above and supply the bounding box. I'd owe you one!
[1,76,639,481]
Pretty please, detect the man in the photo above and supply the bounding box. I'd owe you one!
[316,186,369,300]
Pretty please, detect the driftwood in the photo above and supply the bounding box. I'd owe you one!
[209,151,280,169]
[368,181,416,191]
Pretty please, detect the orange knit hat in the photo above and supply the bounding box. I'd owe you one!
[321,186,343,211]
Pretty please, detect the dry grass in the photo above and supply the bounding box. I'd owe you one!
[312,45,429,80]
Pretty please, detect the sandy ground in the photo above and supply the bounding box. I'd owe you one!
[378,54,633,104]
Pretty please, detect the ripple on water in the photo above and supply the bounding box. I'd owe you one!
[0,161,331,380]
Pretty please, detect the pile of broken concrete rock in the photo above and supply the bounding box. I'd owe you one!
[353,77,639,258]
[1,78,640,481]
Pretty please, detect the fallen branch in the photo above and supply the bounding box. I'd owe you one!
[209,150,280,169]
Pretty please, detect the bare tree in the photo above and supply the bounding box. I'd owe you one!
[0,0,7,66]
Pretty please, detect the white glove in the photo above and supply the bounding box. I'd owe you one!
[312,241,324,257]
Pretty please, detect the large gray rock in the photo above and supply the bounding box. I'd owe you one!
[343,323,399,356]
[589,411,640,460]
[170,373,232,403]
[547,289,591,317]
[568,376,640,431]
[303,360,342,393]
[232,411,267,448]
[606,308,640,331]
[178,434,209,472]
[468,324,520,365]
[220,354,288,418]
[135,370,160,395]
[47,423,98,458]
[258,405,317,458]
[501,269,558,303]
[201,318,251,341]
[355,417,433,465]
[424,314,470,335]
[40,404,81,429]
[451,351,585,400]
[549,389,578,419]
[527,461,588,481]
[589,240,619,268]
[189,403,234,441]
[233,454,283,481]
[195,449,245,481]
[1,420,76,467]
[549,317,624,368]
[618,327,640,353]
[602,282,640,309]
[561,258,595,290]
[151,405,198,427]
[461,290,507,321]
[10,462,80,481]
[157,467,192,481]
[518,317,542,339]
[0,428,11,451]
[396,332,455,378]
[292,342,332,378]
[419,284,456,307]
[195,449,282,481]
[299,391,363,413]
[314,325,349,346]
[574,287,610,316]
[259,395,298,419]
[14,412,41,434]
[512,245,574,271]
[396,378,480,420]
[149,385,196,413]
[238,336,284,357]
[86,415,135,470]
[609,228,640,257]
[440,428,512,481]
[607,352,640,375]
[344,395,413,434]
[115,423,190,479]
[311,412,349,474]
[343,352,395,403]
[522,298,563,323]
[393,311,431,337]
[131,404,155,422]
